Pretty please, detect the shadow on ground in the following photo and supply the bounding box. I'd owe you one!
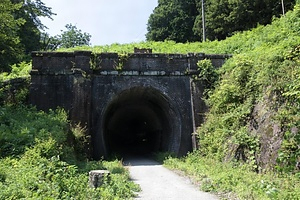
[122,154,161,166]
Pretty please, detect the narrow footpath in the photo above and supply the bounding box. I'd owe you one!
[124,156,219,200]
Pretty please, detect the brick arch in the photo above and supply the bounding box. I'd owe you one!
[102,86,181,157]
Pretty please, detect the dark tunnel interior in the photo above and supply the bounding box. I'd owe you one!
[103,87,176,157]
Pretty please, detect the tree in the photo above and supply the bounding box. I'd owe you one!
[0,0,25,72]
[194,0,254,40]
[12,0,55,55]
[59,24,91,48]
[43,24,91,50]
[147,0,296,42]
[193,0,296,41]
[0,0,55,72]
[12,0,55,29]
[146,0,198,43]
[40,32,60,51]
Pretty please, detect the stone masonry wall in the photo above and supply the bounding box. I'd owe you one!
[30,51,229,159]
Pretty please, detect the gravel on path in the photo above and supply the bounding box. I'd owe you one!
[124,156,219,200]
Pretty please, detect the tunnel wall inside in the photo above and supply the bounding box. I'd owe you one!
[29,51,230,159]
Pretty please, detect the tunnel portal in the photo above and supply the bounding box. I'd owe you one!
[29,51,229,159]
[103,87,179,156]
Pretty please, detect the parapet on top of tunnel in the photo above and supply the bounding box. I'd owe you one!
[31,49,230,75]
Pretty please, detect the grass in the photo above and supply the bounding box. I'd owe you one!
[0,104,140,199]
[164,152,300,200]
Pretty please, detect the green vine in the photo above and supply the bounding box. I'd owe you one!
[115,53,129,71]
[89,52,102,70]
[194,59,219,87]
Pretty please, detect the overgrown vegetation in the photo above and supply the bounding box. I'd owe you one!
[146,0,296,42]
[165,153,300,200]
[0,62,31,105]
[0,0,55,72]
[0,64,139,199]
[41,23,91,51]
[0,105,139,199]
[0,62,31,82]
[0,0,91,72]
[197,2,300,172]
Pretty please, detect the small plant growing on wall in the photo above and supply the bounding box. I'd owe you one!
[194,59,218,87]
[194,59,219,98]
[115,53,129,71]
[89,52,102,70]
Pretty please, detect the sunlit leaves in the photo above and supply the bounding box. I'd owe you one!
[0,0,25,72]
[43,24,91,50]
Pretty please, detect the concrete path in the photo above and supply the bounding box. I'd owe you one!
[123,156,219,200]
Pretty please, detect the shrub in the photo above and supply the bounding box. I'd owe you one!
[0,105,139,199]
[164,153,300,200]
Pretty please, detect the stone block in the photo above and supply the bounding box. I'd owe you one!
[88,170,110,188]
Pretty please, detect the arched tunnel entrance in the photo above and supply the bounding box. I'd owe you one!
[103,87,181,157]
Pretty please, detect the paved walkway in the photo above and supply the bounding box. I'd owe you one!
[124,156,219,200]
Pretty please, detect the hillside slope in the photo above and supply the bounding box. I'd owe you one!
[196,3,300,173]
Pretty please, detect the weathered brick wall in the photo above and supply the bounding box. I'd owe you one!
[30,51,229,159]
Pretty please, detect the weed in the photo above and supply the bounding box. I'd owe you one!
[164,153,300,200]
[0,105,139,199]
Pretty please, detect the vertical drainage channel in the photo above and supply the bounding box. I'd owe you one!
[103,87,181,157]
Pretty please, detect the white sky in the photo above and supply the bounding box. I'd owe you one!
[41,0,158,46]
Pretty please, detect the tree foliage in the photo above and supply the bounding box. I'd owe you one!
[0,0,25,72]
[13,0,55,54]
[147,0,296,42]
[196,3,300,173]
[0,105,139,199]
[0,0,55,72]
[56,24,91,49]
[41,24,91,50]
[40,32,60,51]
[194,0,296,40]
[0,0,92,71]
[12,0,55,29]
[146,0,198,42]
